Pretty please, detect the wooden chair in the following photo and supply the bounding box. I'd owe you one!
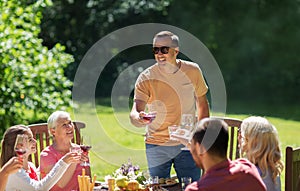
[28,121,86,167]
[210,116,242,160]
[285,146,300,191]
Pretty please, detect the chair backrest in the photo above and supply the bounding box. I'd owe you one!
[210,116,242,160]
[28,121,86,167]
[285,146,300,191]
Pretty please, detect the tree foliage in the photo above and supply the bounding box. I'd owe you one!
[38,0,300,105]
[40,0,172,78]
[39,0,172,97]
[1,0,299,133]
[167,0,300,104]
[0,0,74,132]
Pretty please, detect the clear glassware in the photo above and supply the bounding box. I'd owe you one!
[180,114,195,150]
[80,136,92,166]
[14,134,28,158]
[168,125,180,140]
[181,177,192,191]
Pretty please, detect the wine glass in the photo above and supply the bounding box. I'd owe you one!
[80,136,92,166]
[180,114,195,150]
[140,103,157,123]
[70,145,82,154]
[14,134,28,159]
[140,112,156,122]
[142,104,157,140]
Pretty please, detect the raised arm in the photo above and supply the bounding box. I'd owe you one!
[0,157,22,191]
[40,150,80,189]
[196,95,209,121]
[6,152,80,191]
[130,99,151,127]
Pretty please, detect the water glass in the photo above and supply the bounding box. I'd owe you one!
[180,114,195,150]
[168,125,179,140]
[181,177,192,191]
[150,176,159,184]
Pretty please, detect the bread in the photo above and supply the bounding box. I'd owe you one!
[165,178,177,185]
[158,178,165,184]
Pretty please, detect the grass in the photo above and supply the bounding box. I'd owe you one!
[74,102,300,191]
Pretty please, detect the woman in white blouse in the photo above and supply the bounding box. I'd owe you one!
[0,124,81,191]
[0,156,22,191]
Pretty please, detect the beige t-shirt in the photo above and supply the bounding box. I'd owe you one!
[134,59,208,145]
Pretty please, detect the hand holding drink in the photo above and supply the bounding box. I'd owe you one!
[80,145,92,153]
[139,111,157,123]
[169,125,191,146]
[80,136,92,167]
[14,134,28,161]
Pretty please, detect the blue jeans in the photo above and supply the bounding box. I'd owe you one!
[145,143,201,182]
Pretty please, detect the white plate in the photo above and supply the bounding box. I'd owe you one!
[93,186,102,191]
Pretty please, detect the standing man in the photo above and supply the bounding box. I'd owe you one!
[130,31,209,181]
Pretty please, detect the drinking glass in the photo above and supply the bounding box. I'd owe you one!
[70,145,82,154]
[107,178,115,191]
[141,112,157,122]
[180,114,195,150]
[151,176,159,184]
[168,125,180,140]
[181,177,192,191]
[14,134,28,158]
[80,136,92,166]
[141,170,151,185]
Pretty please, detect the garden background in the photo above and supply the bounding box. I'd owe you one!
[1,0,300,190]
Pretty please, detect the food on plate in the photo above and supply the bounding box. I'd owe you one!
[116,176,129,188]
[78,169,96,191]
[165,178,177,185]
[158,178,165,184]
[150,184,167,191]
[138,186,150,191]
[127,180,140,191]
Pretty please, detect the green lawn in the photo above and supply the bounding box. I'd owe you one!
[74,104,300,190]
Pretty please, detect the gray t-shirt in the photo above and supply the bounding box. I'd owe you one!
[256,166,281,191]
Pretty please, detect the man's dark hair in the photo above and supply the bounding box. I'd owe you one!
[192,118,229,158]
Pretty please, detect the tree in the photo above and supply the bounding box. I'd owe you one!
[0,0,74,133]
[39,0,172,97]
[167,0,300,105]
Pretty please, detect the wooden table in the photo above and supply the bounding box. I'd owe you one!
[94,182,182,191]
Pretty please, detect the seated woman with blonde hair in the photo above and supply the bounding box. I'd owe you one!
[239,116,284,191]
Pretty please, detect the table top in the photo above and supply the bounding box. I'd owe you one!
[93,183,181,191]
[163,183,181,191]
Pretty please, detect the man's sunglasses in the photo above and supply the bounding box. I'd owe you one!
[152,46,170,54]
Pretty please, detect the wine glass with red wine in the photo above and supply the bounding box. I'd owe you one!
[80,136,92,166]
[141,112,156,122]
[14,134,28,159]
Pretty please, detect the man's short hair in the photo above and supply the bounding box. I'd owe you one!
[192,118,229,157]
[153,31,179,48]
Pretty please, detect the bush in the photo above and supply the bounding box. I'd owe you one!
[0,0,73,134]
